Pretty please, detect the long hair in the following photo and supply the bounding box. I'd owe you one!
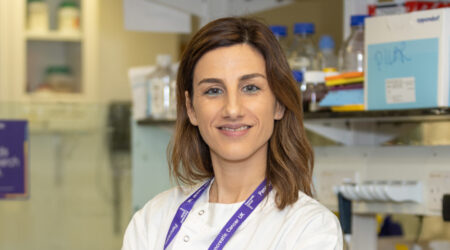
[168,17,314,209]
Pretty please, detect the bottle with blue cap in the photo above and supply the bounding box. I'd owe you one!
[269,25,289,57]
[318,35,338,72]
[289,22,318,95]
[339,15,369,72]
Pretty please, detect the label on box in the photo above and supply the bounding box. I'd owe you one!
[385,77,416,104]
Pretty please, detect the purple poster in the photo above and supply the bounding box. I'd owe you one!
[0,120,28,199]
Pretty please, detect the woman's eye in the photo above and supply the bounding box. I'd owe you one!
[242,84,260,93]
[204,88,223,96]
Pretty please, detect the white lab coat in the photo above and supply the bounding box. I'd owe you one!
[123,180,343,250]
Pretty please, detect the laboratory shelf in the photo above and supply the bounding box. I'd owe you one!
[26,31,83,42]
[303,107,450,122]
[137,118,176,126]
[137,108,450,125]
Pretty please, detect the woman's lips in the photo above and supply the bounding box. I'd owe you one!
[217,124,252,137]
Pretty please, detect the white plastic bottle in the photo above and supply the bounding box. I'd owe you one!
[58,0,81,33]
[289,22,318,73]
[340,15,368,73]
[27,0,49,32]
[318,35,338,71]
[269,25,289,57]
[147,55,174,119]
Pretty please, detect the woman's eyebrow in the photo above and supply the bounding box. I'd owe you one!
[197,73,265,85]
[197,78,224,85]
[239,73,266,81]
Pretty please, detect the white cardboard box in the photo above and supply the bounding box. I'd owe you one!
[365,8,450,110]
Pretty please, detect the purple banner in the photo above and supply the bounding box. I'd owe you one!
[0,120,28,199]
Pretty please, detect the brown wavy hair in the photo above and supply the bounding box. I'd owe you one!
[168,17,314,209]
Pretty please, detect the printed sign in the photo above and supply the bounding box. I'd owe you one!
[0,120,28,199]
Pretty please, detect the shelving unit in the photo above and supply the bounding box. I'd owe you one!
[136,107,450,125]
[26,31,83,42]
[303,108,450,122]
[0,0,100,132]
[2,0,99,103]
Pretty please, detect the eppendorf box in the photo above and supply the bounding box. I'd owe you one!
[365,8,450,110]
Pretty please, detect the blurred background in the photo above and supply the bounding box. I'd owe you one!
[1,0,450,249]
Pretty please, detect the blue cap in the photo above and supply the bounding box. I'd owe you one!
[270,25,287,37]
[292,70,303,82]
[319,35,335,50]
[294,23,315,35]
[351,15,369,27]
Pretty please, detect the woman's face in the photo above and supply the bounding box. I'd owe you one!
[186,44,284,163]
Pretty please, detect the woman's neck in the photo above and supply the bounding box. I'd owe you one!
[208,145,267,204]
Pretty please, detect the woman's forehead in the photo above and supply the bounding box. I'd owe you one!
[193,44,266,82]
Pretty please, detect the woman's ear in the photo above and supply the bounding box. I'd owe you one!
[274,101,285,120]
[185,91,198,126]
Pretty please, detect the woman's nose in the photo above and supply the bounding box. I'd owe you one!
[222,92,243,119]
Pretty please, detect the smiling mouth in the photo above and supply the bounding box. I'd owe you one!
[219,125,251,132]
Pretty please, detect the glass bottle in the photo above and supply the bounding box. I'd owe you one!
[340,15,368,73]
[147,54,173,119]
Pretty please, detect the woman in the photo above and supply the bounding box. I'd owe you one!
[123,17,342,250]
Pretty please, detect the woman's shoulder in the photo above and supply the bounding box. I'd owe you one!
[271,191,343,249]
[291,191,336,217]
[284,191,340,226]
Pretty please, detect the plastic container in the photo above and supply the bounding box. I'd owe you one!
[340,15,368,73]
[318,35,338,71]
[303,71,328,112]
[44,65,75,92]
[58,1,81,33]
[146,54,175,119]
[288,22,318,73]
[269,25,289,57]
[27,0,49,32]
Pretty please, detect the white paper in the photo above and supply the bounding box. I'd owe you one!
[385,77,416,104]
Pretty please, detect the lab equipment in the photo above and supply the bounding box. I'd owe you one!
[340,15,367,73]
[269,25,289,57]
[289,22,318,74]
[58,0,81,33]
[365,8,450,110]
[27,0,49,32]
[318,35,338,71]
[303,71,327,112]
[43,65,75,93]
[146,54,176,119]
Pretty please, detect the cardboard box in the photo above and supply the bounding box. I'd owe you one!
[365,8,450,110]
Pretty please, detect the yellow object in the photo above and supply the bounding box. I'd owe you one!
[395,244,409,250]
[323,67,337,72]
[331,104,365,112]
[326,76,364,86]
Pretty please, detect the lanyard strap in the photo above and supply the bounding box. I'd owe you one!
[164,179,271,250]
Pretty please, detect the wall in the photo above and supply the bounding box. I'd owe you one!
[252,0,343,51]
[98,0,180,103]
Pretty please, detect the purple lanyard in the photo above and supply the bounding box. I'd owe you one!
[163,179,271,250]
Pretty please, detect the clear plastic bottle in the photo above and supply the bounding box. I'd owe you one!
[289,22,318,73]
[269,25,289,57]
[340,15,368,73]
[147,54,175,119]
[303,71,327,112]
[318,35,338,71]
